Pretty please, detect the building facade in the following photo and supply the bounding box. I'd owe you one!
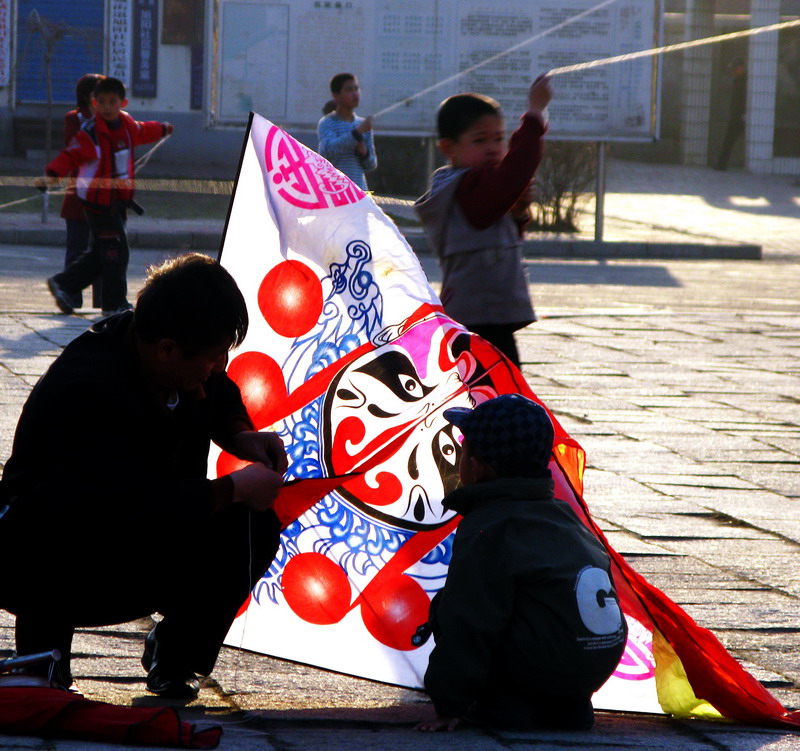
[674,0,800,174]
[0,0,797,177]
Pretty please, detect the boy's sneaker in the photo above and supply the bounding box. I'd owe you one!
[46,277,75,314]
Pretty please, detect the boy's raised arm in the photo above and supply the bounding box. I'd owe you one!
[527,74,552,118]
[455,114,546,230]
[455,75,552,230]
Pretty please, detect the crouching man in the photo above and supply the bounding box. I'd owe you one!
[0,253,287,699]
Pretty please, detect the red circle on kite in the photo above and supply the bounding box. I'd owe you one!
[227,351,287,429]
[258,260,323,337]
[360,573,430,651]
[282,552,351,625]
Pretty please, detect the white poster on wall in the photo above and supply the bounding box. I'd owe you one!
[213,0,661,141]
[218,1,290,120]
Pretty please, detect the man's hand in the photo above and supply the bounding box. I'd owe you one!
[162,122,174,135]
[231,430,288,474]
[229,462,284,512]
[416,714,461,732]
[527,74,552,116]
[355,115,373,134]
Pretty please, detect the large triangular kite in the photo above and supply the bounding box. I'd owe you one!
[214,112,800,726]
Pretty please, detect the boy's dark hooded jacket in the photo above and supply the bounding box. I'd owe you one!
[424,476,627,718]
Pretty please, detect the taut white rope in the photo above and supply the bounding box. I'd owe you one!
[549,18,800,76]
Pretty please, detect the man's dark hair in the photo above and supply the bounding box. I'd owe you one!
[330,73,355,94]
[134,253,248,356]
[436,93,502,140]
[93,76,126,100]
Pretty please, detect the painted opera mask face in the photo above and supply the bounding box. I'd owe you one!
[321,316,512,530]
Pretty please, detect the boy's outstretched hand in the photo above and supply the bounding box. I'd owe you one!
[527,74,552,116]
[416,714,461,732]
[162,122,174,135]
[33,175,59,192]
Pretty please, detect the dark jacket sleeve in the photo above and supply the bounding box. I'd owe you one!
[205,371,254,454]
[59,379,218,521]
[455,113,546,230]
[424,518,516,717]
[4,370,223,538]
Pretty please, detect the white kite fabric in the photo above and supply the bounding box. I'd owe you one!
[214,113,800,726]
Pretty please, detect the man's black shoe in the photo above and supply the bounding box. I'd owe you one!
[146,668,200,700]
[46,277,75,314]
[142,626,200,700]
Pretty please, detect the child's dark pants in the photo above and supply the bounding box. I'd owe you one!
[55,207,129,311]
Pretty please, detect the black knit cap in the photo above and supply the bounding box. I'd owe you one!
[444,394,554,477]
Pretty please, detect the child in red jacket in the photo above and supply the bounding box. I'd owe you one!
[59,73,105,310]
[42,77,173,315]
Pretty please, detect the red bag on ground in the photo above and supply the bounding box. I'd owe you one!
[0,687,221,748]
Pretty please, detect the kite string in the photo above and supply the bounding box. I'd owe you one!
[0,134,174,212]
[549,18,800,76]
[0,192,50,211]
[132,132,172,174]
[373,8,800,119]
[372,0,622,119]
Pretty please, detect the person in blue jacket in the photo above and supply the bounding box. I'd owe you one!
[317,73,377,190]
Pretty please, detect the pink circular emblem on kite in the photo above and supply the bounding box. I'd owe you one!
[265,126,366,210]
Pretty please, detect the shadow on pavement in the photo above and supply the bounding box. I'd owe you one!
[528,261,681,288]
[0,315,88,361]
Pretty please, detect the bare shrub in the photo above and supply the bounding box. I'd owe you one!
[529,141,597,232]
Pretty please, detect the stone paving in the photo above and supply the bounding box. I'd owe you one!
[0,159,799,749]
[519,310,800,699]
[589,160,800,255]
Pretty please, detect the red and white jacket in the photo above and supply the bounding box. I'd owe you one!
[46,112,166,210]
[59,107,91,220]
